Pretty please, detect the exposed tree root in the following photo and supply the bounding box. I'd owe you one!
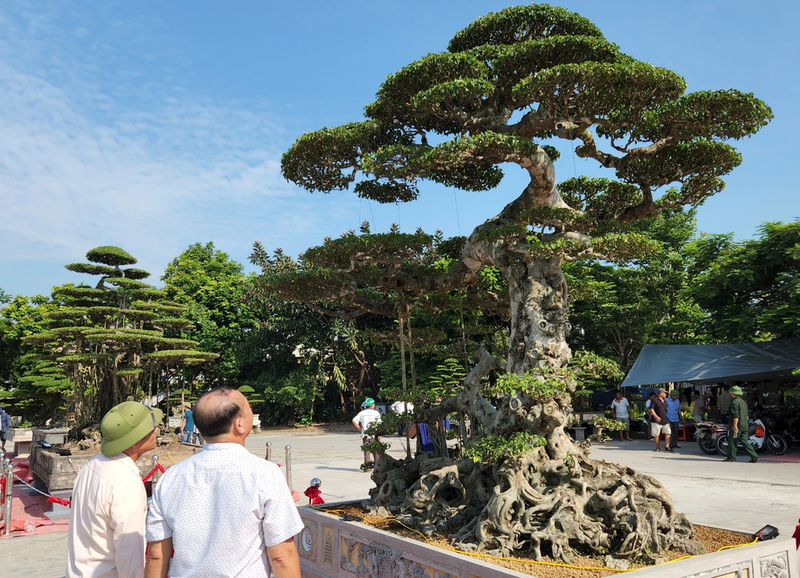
[371,445,702,563]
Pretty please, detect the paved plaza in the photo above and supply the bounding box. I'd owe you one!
[2,430,798,577]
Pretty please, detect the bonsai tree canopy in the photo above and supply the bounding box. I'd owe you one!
[277,4,771,563]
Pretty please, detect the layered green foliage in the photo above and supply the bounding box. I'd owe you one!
[465,431,546,464]
[161,242,259,390]
[20,246,217,423]
[282,4,771,265]
[567,209,706,369]
[688,221,800,341]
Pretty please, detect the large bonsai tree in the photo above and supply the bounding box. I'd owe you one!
[278,5,771,562]
[24,246,217,424]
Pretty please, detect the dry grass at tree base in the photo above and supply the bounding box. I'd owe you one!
[328,504,754,578]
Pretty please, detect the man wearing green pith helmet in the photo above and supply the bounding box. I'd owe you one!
[67,401,163,578]
[722,385,758,463]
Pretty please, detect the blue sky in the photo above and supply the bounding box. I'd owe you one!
[0,1,796,297]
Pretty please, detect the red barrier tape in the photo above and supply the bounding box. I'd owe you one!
[141,464,165,483]
[47,496,72,507]
[13,462,29,470]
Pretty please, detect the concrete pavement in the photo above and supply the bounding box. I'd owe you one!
[3,429,797,577]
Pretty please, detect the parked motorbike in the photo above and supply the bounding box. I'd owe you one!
[695,420,727,455]
[766,408,800,449]
[715,418,788,456]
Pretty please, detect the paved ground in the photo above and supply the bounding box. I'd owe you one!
[3,430,798,577]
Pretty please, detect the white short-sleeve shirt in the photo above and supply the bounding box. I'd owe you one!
[353,408,382,438]
[611,398,630,419]
[390,401,414,414]
[67,454,147,578]
[146,443,303,578]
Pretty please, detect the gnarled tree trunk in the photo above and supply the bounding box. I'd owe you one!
[368,155,700,562]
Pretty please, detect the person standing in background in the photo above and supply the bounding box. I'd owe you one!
[645,392,657,440]
[692,391,711,422]
[0,406,11,452]
[649,388,672,452]
[666,390,682,450]
[717,385,733,422]
[180,403,194,443]
[610,390,631,441]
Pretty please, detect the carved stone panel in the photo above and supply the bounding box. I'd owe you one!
[321,524,334,569]
[299,520,318,564]
[339,532,457,578]
[759,552,789,578]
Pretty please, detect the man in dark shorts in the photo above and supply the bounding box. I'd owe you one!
[648,388,672,452]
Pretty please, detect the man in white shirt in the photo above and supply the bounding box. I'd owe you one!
[610,390,631,441]
[145,388,302,578]
[390,399,414,436]
[67,401,163,578]
[352,398,382,470]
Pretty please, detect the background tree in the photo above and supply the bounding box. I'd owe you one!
[0,294,72,420]
[161,242,259,390]
[688,221,800,342]
[23,246,217,424]
[278,4,771,561]
[567,208,706,370]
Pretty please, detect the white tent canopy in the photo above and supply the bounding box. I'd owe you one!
[621,338,800,387]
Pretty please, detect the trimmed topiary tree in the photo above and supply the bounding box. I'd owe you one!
[24,246,217,424]
[278,4,771,563]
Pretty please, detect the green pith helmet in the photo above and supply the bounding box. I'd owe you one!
[364,397,375,407]
[729,385,743,396]
[670,390,680,396]
[100,401,163,457]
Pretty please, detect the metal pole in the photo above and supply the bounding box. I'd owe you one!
[265,442,272,462]
[3,458,12,536]
[151,455,161,491]
[0,450,5,525]
[284,445,292,492]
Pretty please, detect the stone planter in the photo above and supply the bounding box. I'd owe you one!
[296,503,798,578]
[7,427,33,458]
[32,428,69,445]
[29,448,168,519]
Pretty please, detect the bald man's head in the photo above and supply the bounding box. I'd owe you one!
[194,388,247,438]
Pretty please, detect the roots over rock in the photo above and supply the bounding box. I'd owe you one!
[369,446,703,563]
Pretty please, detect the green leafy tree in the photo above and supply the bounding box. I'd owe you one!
[248,243,402,424]
[0,294,71,420]
[688,221,800,341]
[161,242,259,388]
[567,209,706,370]
[23,246,217,424]
[278,5,771,561]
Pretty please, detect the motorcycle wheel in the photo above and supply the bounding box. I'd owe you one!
[715,433,729,455]
[767,434,788,456]
[698,432,718,455]
[755,439,767,454]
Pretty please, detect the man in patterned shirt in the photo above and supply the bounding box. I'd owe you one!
[145,388,303,578]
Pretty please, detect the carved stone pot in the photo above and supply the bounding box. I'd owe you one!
[296,503,798,578]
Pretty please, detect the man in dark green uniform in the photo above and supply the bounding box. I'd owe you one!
[723,385,758,463]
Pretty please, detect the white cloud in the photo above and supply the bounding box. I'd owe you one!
[0,2,363,291]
